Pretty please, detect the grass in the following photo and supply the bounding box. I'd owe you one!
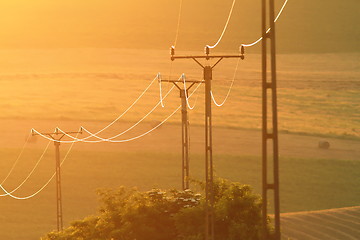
[0,49,359,139]
[0,148,359,239]
[280,207,360,240]
[0,49,358,239]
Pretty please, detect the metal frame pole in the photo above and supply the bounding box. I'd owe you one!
[32,128,82,232]
[262,0,280,239]
[204,66,214,240]
[170,47,244,240]
[261,0,268,237]
[162,78,201,191]
[269,0,280,238]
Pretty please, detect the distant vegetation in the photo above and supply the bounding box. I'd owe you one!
[42,179,274,240]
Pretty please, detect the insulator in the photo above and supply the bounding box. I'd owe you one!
[170,46,175,56]
[205,45,210,55]
[240,45,245,55]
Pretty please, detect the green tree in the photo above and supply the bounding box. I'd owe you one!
[42,179,273,240]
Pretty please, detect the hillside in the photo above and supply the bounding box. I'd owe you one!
[280,206,360,240]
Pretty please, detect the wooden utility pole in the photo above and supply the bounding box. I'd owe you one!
[32,128,82,232]
[171,46,244,240]
[161,77,202,190]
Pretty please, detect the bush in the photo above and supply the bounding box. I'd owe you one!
[42,179,273,240]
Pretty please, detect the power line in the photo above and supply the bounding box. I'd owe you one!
[182,74,201,110]
[210,57,241,107]
[173,0,183,47]
[65,83,202,143]
[55,82,202,144]
[158,73,166,107]
[65,85,176,142]
[241,0,289,48]
[78,75,157,139]
[1,133,32,185]
[41,82,176,143]
[0,140,51,197]
[37,72,203,144]
[32,75,168,143]
[41,75,157,144]
[82,105,181,143]
[207,0,237,49]
[0,135,77,200]
[159,73,177,108]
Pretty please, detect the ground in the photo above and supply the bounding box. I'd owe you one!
[0,48,358,239]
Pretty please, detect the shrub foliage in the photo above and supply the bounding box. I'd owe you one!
[42,179,273,240]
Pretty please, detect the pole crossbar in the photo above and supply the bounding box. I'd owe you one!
[171,54,243,60]
[161,80,204,84]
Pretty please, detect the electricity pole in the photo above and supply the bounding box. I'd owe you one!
[171,46,244,240]
[262,0,280,239]
[32,128,82,232]
[161,77,203,190]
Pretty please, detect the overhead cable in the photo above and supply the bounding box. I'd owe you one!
[63,82,202,143]
[80,74,157,138]
[158,73,168,108]
[0,134,78,200]
[32,75,161,143]
[59,84,176,142]
[0,140,51,197]
[211,57,241,107]
[207,0,237,49]
[82,82,203,143]
[66,75,157,142]
[1,133,31,185]
[173,0,183,47]
[241,0,289,48]
[182,74,201,110]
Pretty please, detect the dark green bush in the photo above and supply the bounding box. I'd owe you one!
[42,179,273,240]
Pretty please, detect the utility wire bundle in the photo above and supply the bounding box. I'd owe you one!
[0,0,289,201]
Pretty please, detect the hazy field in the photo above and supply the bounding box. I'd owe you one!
[0,48,358,239]
[0,0,359,239]
[0,147,359,239]
[0,48,359,138]
[280,206,360,239]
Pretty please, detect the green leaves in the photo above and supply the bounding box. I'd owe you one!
[42,179,273,240]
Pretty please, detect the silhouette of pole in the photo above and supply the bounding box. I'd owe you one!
[161,78,201,190]
[171,46,244,240]
[180,89,190,190]
[262,0,280,239]
[32,128,82,232]
[54,140,62,231]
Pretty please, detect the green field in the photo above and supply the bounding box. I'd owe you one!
[0,49,359,139]
[0,0,359,238]
[0,48,358,239]
[0,147,359,239]
[280,206,360,239]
